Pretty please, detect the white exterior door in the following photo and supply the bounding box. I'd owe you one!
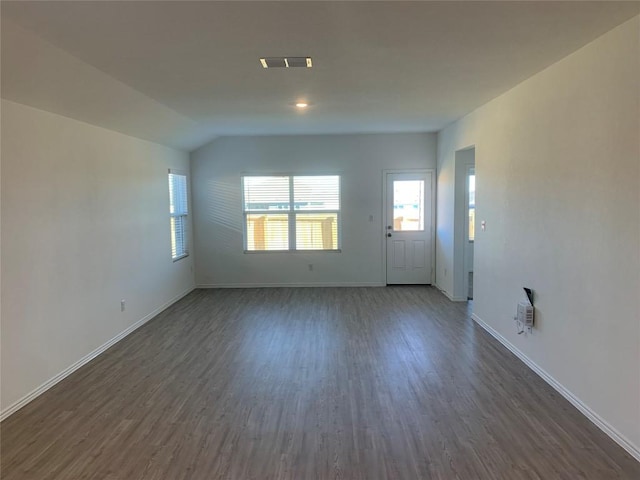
[385,171,433,285]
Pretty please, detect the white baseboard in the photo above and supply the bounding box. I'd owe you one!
[197,282,385,288]
[435,283,467,302]
[471,313,640,463]
[0,286,196,422]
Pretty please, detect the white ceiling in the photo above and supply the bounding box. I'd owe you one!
[2,1,639,151]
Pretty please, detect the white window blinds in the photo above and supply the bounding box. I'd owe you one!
[169,170,189,260]
[242,175,340,251]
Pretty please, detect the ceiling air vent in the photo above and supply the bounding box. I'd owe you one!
[260,57,312,69]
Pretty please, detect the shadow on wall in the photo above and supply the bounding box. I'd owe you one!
[206,179,243,249]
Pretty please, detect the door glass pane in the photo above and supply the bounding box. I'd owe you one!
[393,180,424,231]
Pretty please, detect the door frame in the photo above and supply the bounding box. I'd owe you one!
[452,146,475,300]
[463,164,475,299]
[381,169,436,285]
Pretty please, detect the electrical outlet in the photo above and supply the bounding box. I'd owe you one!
[120,299,126,312]
[308,264,313,271]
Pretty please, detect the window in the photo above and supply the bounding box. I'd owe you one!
[242,175,340,251]
[168,170,189,260]
[468,171,475,241]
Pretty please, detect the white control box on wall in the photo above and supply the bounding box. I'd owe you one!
[517,301,534,327]
[515,287,534,334]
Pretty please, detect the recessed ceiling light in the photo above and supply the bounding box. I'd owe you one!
[295,102,308,108]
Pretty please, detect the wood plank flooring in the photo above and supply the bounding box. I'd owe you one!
[1,287,638,479]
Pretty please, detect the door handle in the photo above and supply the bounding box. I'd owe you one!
[387,233,392,237]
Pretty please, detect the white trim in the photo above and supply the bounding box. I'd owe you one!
[172,252,189,262]
[435,283,467,302]
[471,312,640,463]
[197,282,385,289]
[0,286,196,421]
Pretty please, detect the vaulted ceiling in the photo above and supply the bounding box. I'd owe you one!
[2,1,638,151]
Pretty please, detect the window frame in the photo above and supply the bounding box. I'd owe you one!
[242,174,341,253]
[168,169,189,261]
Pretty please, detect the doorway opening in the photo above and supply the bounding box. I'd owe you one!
[465,166,475,299]
[452,147,475,301]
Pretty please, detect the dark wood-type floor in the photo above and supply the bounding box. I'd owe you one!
[2,287,638,479]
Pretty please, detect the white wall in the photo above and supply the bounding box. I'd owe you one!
[436,17,640,456]
[191,133,436,287]
[0,100,195,416]
[1,19,211,151]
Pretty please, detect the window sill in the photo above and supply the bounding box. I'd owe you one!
[244,249,342,254]
[172,253,189,262]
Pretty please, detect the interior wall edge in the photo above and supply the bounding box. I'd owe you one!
[434,284,467,302]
